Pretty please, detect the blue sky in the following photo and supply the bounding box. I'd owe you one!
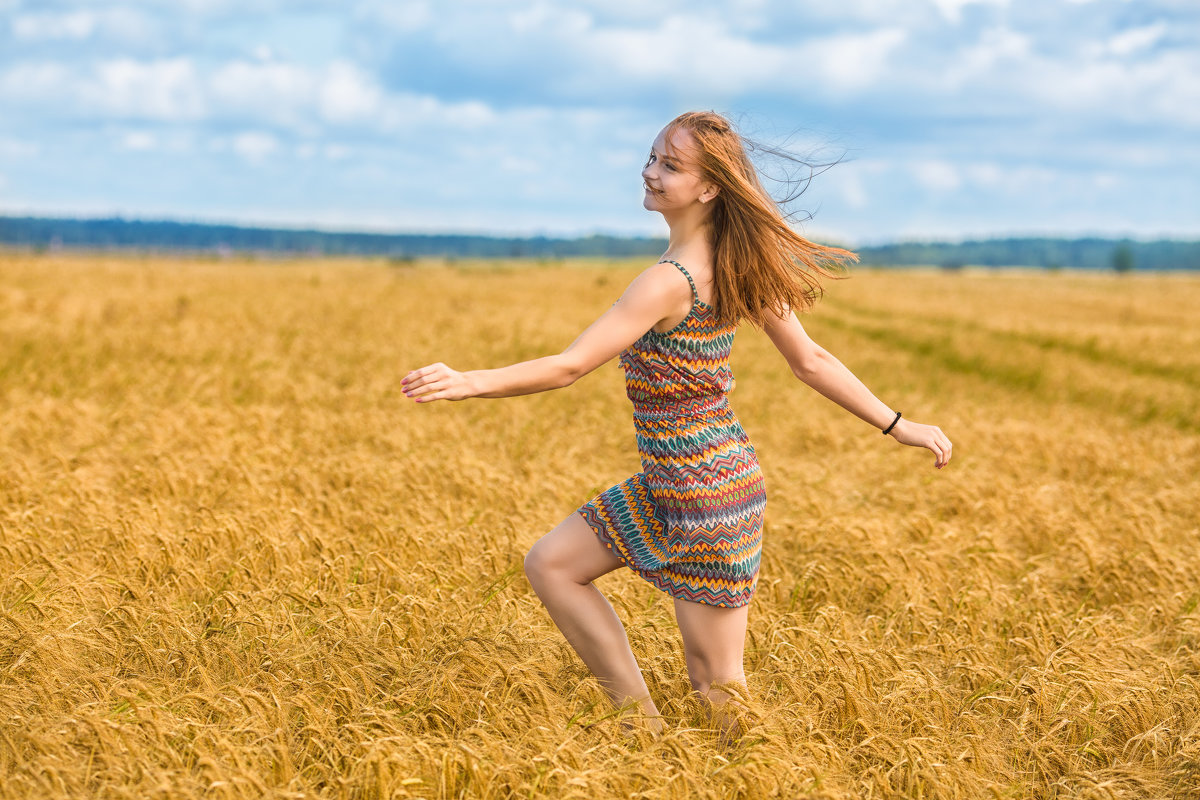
[1,0,1197,244]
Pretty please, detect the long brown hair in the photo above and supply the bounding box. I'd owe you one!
[664,111,857,327]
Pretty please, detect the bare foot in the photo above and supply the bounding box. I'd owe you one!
[618,711,666,743]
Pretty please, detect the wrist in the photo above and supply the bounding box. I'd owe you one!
[881,410,902,436]
[463,370,484,399]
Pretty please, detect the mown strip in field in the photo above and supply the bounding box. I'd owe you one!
[823,298,1200,390]
[816,306,1200,433]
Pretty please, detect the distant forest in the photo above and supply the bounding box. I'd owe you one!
[2,215,1198,270]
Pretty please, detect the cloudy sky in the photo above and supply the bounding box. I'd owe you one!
[1,0,1197,244]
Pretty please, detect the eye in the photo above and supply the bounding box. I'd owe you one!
[645,151,656,167]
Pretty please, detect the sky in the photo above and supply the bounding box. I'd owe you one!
[0,0,1197,245]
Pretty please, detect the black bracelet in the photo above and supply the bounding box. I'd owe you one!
[882,411,902,435]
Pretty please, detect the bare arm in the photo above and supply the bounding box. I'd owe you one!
[402,263,692,402]
[764,307,953,469]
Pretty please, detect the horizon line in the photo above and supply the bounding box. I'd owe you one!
[2,211,1199,248]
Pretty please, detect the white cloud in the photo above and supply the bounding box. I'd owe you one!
[0,54,468,133]
[564,0,683,21]
[960,26,1031,75]
[803,28,909,91]
[377,93,498,132]
[1103,21,1169,57]
[120,131,157,151]
[839,172,869,209]
[0,62,73,102]
[834,159,891,211]
[498,154,539,174]
[921,159,1061,195]
[508,4,591,36]
[0,137,40,158]
[318,61,383,123]
[172,0,274,14]
[231,131,278,162]
[912,160,961,192]
[929,0,1009,24]
[1023,48,1200,128]
[354,5,912,102]
[12,11,98,40]
[353,0,433,32]
[94,58,206,120]
[10,8,157,44]
[586,16,789,94]
[208,60,313,124]
[964,162,1004,187]
[579,19,909,97]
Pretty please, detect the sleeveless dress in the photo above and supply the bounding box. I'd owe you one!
[577,260,767,608]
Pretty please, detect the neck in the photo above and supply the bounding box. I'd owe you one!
[662,206,714,263]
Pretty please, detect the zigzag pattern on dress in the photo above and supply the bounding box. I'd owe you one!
[578,259,767,608]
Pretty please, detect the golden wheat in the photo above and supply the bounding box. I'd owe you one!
[1,253,1198,799]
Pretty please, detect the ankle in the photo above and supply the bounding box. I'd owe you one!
[613,695,664,735]
[618,712,665,740]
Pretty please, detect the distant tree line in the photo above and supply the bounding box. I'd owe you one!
[2,216,1197,270]
[0,216,666,259]
[855,237,1199,271]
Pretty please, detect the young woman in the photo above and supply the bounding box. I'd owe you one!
[402,111,952,741]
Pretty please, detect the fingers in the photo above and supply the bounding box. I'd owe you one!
[403,362,463,403]
[411,381,444,402]
[896,422,953,469]
[408,379,446,402]
[930,426,952,469]
[402,362,445,386]
[402,362,446,402]
[414,388,445,403]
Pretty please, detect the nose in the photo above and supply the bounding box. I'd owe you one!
[642,162,655,181]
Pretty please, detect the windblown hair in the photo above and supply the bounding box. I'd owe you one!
[663,111,857,327]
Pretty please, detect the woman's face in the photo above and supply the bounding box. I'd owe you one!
[641,126,717,214]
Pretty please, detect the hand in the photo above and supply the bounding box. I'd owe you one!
[402,362,474,403]
[889,419,953,469]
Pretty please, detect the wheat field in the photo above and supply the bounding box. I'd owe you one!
[1,253,1198,799]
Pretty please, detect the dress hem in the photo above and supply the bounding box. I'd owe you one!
[576,506,754,609]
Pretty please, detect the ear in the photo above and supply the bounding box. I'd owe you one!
[699,183,720,204]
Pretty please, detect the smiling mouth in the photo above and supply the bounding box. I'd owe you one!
[644,183,662,194]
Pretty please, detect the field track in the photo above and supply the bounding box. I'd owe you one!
[2,254,1199,799]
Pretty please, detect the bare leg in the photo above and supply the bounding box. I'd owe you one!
[673,597,751,745]
[524,512,664,735]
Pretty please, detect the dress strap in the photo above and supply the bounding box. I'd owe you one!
[657,259,699,305]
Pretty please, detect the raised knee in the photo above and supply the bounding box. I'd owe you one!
[523,544,549,583]
[523,541,567,588]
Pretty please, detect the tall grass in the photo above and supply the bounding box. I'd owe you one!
[2,254,1198,798]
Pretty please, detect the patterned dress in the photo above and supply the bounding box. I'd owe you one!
[578,260,767,608]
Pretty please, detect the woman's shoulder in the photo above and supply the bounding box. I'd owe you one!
[650,258,717,306]
[613,260,701,329]
[632,259,698,298]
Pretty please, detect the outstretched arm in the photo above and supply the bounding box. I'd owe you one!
[402,263,692,403]
[763,307,953,469]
